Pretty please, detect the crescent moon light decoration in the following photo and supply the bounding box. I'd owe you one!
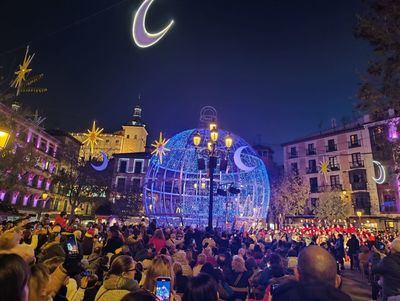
[132,0,174,48]
[91,151,109,172]
[234,146,256,172]
[372,160,386,184]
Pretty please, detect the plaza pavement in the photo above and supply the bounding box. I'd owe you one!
[341,268,372,301]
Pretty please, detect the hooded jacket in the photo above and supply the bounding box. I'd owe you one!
[272,280,352,301]
[94,274,139,301]
[373,253,400,300]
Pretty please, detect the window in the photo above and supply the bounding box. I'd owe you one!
[106,139,109,143]
[307,143,316,155]
[310,178,318,193]
[126,135,130,139]
[349,169,367,190]
[329,156,339,170]
[330,175,340,188]
[116,177,126,192]
[289,147,297,158]
[310,198,318,207]
[134,135,137,139]
[132,178,141,192]
[134,160,143,174]
[308,159,317,173]
[116,140,120,144]
[291,162,298,174]
[118,160,128,173]
[350,153,363,168]
[349,134,360,147]
[327,139,337,152]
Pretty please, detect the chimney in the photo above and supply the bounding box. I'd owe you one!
[363,114,370,123]
[331,118,337,129]
[388,108,395,118]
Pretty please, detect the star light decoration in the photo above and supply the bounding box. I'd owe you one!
[11,46,35,95]
[151,132,170,163]
[319,160,330,174]
[83,121,104,155]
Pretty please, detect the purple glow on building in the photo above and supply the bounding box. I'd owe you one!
[27,131,32,143]
[45,180,51,191]
[23,194,30,206]
[389,122,398,141]
[0,191,5,201]
[32,194,39,207]
[37,176,43,189]
[28,173,34,186]
[11,191,19,205]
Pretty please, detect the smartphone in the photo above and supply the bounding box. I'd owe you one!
[81,270,91,276]
[65,234,79,256]
[155,277,171,301]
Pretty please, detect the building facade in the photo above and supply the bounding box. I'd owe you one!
[71,104,147,161]
[110,152,152,217]
[282,111,400,228]
[0,103,61,216]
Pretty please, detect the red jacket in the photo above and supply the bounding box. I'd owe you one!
[54,215,67,228]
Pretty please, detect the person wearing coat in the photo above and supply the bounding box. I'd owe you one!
[95,255,139,301]
[372,239,400,301]
[346,234,360,270]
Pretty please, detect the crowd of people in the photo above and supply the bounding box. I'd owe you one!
[0,211,399,301]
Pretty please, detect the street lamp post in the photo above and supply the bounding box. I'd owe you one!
[356,210,362,226]
[193,123,232,231]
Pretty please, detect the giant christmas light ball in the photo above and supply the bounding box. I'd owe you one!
[143,128,270,226]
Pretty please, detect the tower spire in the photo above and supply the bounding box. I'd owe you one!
[132,94,144,126]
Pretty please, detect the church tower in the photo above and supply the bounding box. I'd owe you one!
[121,97,148,153]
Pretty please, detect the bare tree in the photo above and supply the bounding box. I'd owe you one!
[315,190,352,224]
[270,174,310,228]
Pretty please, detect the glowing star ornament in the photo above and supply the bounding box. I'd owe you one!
[319,160,330,174]
[132,0,174,48]
[83,121,104,155]
[151,132,170,163]
[11,46,35,95]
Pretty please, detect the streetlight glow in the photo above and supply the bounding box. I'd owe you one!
[225,134,233,149]
[0,129,11,150]
[193,131,201,146]
[210,128,219,142]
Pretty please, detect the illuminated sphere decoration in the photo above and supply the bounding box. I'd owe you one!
[143,128,270,226]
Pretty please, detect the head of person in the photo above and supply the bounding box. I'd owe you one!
[231,255,247,273]
[295,245,340,288]
[173,262,183,276]
[390,238,400,254]
[0,254,30,301]
[143,254,173,292]
[153,229,165,240]
[121,289,158,301]
[60,211,66,218]
[268,253,282,266]
[107,255,136,280]
[29,264,50,301]
[183,273,218,301]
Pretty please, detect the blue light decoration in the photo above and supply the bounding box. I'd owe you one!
[143,128,270,226]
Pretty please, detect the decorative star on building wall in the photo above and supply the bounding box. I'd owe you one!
[319,160,330,174]
[151,132,170,163]
[11,46,35,95]
[83,121,104,155]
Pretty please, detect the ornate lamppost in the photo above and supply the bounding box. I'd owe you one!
[193,121,233,231]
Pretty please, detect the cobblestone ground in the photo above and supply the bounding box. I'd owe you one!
[341,269,372,301]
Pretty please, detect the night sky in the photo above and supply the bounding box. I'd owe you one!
[0,0,371,162]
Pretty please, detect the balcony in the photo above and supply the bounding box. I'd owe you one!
[351,182,368,191]
[350,160,364,169]
[329,164,340,171]
[306,148,316,156]
[288,152,298,159]
[348,140,361,148]
[330,184,343,191]
[325,144,337,152]
[306,167,318,174]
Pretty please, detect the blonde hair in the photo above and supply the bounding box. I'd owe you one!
[143,255,174,292]
[232,255,247,273]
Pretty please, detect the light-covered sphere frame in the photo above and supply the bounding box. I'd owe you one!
[143,129,270,226]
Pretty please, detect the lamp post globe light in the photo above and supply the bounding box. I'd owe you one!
[193,121,233,231]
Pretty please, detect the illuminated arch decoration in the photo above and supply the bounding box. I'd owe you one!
[83,121,104,155]
[372,160,386,184]
[151,132,170,164]
[91,151,109,171]
[143,128,270,226]
[132,0,174,48]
